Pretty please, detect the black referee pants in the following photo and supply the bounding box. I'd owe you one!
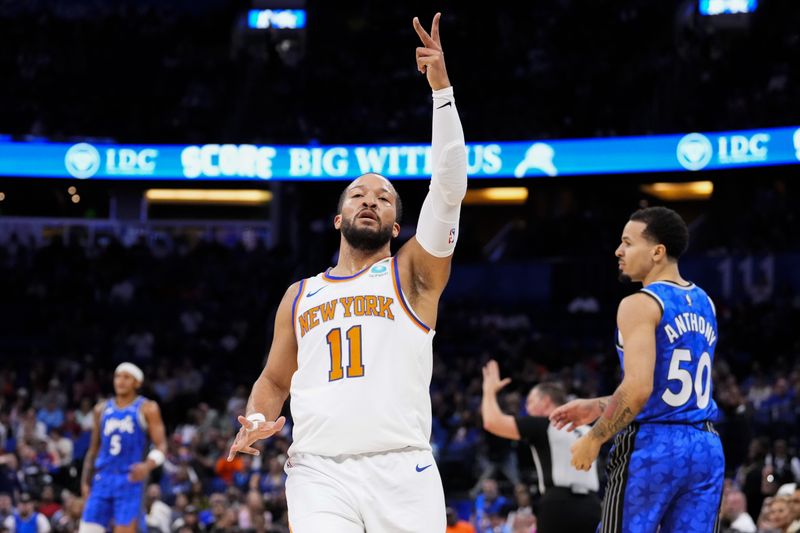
[536,487,601,533]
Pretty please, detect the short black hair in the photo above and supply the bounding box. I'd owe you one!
[629,206,689,260]
[337,174,403,222]
[533,382,566,406]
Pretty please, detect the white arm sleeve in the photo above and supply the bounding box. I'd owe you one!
[415,86,468,258]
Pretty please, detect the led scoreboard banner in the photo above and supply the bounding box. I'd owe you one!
[0,126,798,181]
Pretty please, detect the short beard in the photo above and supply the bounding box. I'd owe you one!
[617,271,633,284]
[341,217,393,252]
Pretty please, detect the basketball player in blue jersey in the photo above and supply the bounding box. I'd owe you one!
[79,363,167,533]
[550,206,724,533]
[226,13,467,532]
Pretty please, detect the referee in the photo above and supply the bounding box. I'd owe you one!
[481,360,601,533]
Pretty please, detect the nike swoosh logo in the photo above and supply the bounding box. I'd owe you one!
[436,101,452,109]
[415,464,432,472]
[306,286,327,298]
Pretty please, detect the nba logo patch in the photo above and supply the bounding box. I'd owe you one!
[448,227,456,244]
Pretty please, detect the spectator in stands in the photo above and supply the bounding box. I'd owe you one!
[37,485,60,519]
[251,455,285,499]
[763,380,796,440]
[721,488,757,533]
[237,490,271,531]
[472,478,508,530]
[37,401,66,439]
[509,507,535,533]
[171,503,203,533]
[766,440,800,487]
[47,429,72,470]
[51,494,83,533]
[2,492,51,533]
[17,410,46,444]
[197,493,224,530]
[162,462,197,502]
[0,413,8,452]
[739,438,770,520]
[481,507,513,533]
[207,507,238,532]
[145,484,172,533]
[170,494,189,525]
[505,484,534,530]
[73,399,95,434]
[765,496,796,533]
[446,506,476,533]
[0,494,13,527]
[213,440,242,488]
[0,457,20,496]
[788,488,800,533]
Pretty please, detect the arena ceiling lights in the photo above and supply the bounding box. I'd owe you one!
[144,189,272,205]
[640,181,714,201]
[464,187,528,205]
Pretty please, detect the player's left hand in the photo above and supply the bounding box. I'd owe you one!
[413,13,451,91]
[570,434,601,471]
[227,415,286,462]
[128,461,152,482]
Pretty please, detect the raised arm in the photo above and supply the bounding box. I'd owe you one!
[481,360,521,440]
[397,13,467,326]
[227,281,301,461]
[570,293,660,470]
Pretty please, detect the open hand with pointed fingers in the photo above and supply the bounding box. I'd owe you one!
[549,398,603,432]
[482,360,512,395]
[227,415,286,461]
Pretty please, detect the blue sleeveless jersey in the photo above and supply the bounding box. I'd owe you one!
[14,513,38,533]
[93,396,148,474]
[616,281,719,424]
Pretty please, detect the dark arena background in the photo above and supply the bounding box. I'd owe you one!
[1,1,799,532]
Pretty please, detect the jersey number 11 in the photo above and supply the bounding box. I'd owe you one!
[326,326,365,381]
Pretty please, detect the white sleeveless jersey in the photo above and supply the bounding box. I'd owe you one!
[288,256,435,457]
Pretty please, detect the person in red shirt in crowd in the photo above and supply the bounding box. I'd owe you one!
[446,507,476,533]
[37,485,61,519]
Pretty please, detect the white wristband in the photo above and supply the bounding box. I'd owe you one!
[147,449,165,467]
[246,413,266,430]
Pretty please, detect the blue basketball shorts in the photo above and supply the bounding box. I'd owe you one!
[597,421,724,533]
[82,472,145,528]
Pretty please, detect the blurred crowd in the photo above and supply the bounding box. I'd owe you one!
[1,1,798,145]
[0,216,797,531]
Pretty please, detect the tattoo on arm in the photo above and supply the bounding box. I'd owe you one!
[597,399,608,414]
[589,390,638,443]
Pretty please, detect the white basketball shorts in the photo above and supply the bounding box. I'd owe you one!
[285,448,445,532]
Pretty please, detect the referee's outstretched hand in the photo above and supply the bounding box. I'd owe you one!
[227,415,286,461]
[482,360,511,394]
[549,398,602,432]
[413,13,451,91]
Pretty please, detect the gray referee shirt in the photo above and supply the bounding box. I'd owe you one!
[515,416,600,495]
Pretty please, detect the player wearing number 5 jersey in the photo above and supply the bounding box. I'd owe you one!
[550,207,724,533]
[226,12,466,533]
[79,363,167,533]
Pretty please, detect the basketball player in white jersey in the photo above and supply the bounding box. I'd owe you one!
[226,13,466,533]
